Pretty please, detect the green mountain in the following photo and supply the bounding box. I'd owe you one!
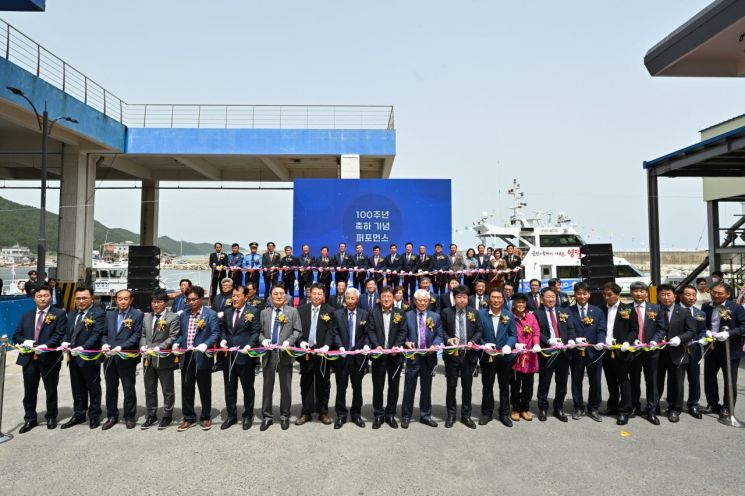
[0,196,213,255]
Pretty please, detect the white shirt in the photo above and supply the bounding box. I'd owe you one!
[488,309,502,341]
[382,309,392,345]
[544,307,558,340]
[606,302,619,340]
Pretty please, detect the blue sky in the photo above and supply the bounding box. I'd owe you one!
[2,0,743,251]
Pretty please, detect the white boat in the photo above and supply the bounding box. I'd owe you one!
[471,180,648,293]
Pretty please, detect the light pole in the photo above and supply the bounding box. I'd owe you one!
[6,86,78,282]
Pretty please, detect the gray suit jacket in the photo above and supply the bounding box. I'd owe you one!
[449,253,465,272]
[260,304,302,365]
[141,309,181,369]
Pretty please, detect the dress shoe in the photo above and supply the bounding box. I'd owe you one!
[461,417,476,429]
[372,417,383,429]
[125,419,136,429]
[101,418,118,431]
[242,418,252,430]
[588,410,602,423]
[616,414,628,426]
[385,417,399,429]
[401,418,410,429]
[141,416,158,430]
[719,408,731,420]
[478,416,491,425]
[177,420,195,432]
[538,410,547,422]
[668,411,680,423]
[647,414,660,426]
[19,420,38,434]
[445,417,455,428]
[352,417,365,428]
[260,419,273,431]
[600,409,618,416]
[420,417,437,427]
[221,418,237,430]
[295,414,311,426]
[510,411,520,422]
[319,414,332,425]
[280,418,290,430]
[499,415,513,427]
[520,411,533,421]
[89,418,100,429]
[553,410,568,423]
[200,419,212,431]
[46,418,57,430]
[571,408,585,420]
[688,407,702,419]
[61,417,86,429]
[158,417,172,430]
[334,418,345,430]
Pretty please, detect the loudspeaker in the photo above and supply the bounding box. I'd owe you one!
[128,245,160,291]
[131,289,153,312]
[580,243,615,289]
[588,291,605,307]
[580,265,615,279]
[580,244,613,256]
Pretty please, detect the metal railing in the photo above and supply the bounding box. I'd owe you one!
[0,19,394,130]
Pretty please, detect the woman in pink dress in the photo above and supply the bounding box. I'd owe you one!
[510,293,541,421]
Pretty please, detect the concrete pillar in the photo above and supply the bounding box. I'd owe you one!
[57,149,96,283]
[707,200,721,274]
[140,180,159,246]
[646,168,661,286]
[340,154,360,178]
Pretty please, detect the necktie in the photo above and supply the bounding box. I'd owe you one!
[636,305,644,341]
[117,312,126,334]
[418,313,427,348]
[477,296,482,307]
[309,308,318,347]
[369,294,374,309]
[421,255,424,263]
[75,311,84,329]
[535,294,540,309]
[457,310,466,342]
[665,307,671,333]
[348,311,355,349]
[272,308,281,344]
[35,310,44,341]
[549,308,560,340]
[153,314,161,333]
[233,309,240,329]
[580,307,586,320]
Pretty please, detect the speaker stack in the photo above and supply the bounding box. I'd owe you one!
[580,243,615,307]
[127,245,161,311]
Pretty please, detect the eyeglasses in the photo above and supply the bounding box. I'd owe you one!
[186,297,201,302]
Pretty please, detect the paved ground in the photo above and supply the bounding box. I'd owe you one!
[0,350,744,495]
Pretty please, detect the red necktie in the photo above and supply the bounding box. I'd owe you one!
[549,308,560,340]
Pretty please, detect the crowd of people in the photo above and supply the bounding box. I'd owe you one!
[5,240,744,435]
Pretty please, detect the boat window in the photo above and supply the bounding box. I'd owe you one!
[615,265,642,278]
[556,266,581,278]
[539,234,584,247]
[98,270,108,278]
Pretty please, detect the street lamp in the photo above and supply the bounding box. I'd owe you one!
[6,86,78,282]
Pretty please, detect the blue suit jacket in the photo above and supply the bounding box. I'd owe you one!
[171,294,187,313]
[13,306,67,366]
[177,306,220,370]
[568,304,606,357]
[65,305,105,367]
[220,305,261,365]
[478,308,517,362]
[359,292,380,311]
[703,299,745,360]
[103,307,144,365]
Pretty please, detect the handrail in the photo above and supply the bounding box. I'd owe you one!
[0,18,394,130]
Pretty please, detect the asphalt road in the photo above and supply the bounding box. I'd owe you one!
[0,350,743,495]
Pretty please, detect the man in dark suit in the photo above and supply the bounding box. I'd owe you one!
[384,243,402,289]
[703,282,745,419]
[211,278,234,314]
[548,279,571,307]
[245,281,265,311]
[568,282,607,422]
[333,242,352,286]
[475,244,490,271]
[171,278,192,314]
[59,286,104,429]
[174,285,220,431]
[10,285,67,433]
[417,277,440,312]
[368,286,408,429]
[330,288,372,428]
[101,289,143,430]
[23,269,40,296]
[279,245,300,299]
[439,278,460,311]
[329,280,347,310]
[351,243,369,292]
[400,289,444,428]
[315,246,334,302]
[525,279,542,312]
[241,242,262,294]
[600,282,638,425]
[654,284,696,423]
[140,291,181,430]
[296,283,335,426]
[677,284,708,418]
[441,285,482,428]
[47,278,64,309]
[469,279,489,310]
[629,281,665,425]
[208,242,228,302]
[219,285,261,430]
[416,244,433,288]
[226,243,244,288]
[368,245,386,292]
[504,244,522,288]
[262,242,282,300]
[297,244,315,301]
[534,287,575,422]
[478,288,517,427]
[431,243,451,295]
[359,278,380,312]
[401,242,419,302]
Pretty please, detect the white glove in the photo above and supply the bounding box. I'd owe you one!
[716,331,730,342]
[152,346,160,352]
[593,343,604,350]
[59,341,70,350]
[172,343,180,350]
[176,310,184,316]
[514,343,526,351]
[339,346,347,356]
[195,343,208,353]
[34,344,48,354]
[299,341,309,350]
[241,345,251,354]
[698,337,708,346]
[501,345,511,355]
[101,344,111,352]
[281,340,289,350]
[605,337,616,346]
[706,330,713,338]
[220,339,228,348]
[566,340,576,349]
[548,338,561,347]
[71,346,83,356]
[140,345,149,352]
[363,345,371,354]
[319,345,330,353]
[620,342,630,352]
[484,343,496,350]
[261,339,271,348]
[531,344,541,353]
[217,311,224,319]
[633,339,641,346]
[650,341,658,347]
[668,336,681,347]
[112,346,122,353]
[21,339,34,348]
[576,337,587,345]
